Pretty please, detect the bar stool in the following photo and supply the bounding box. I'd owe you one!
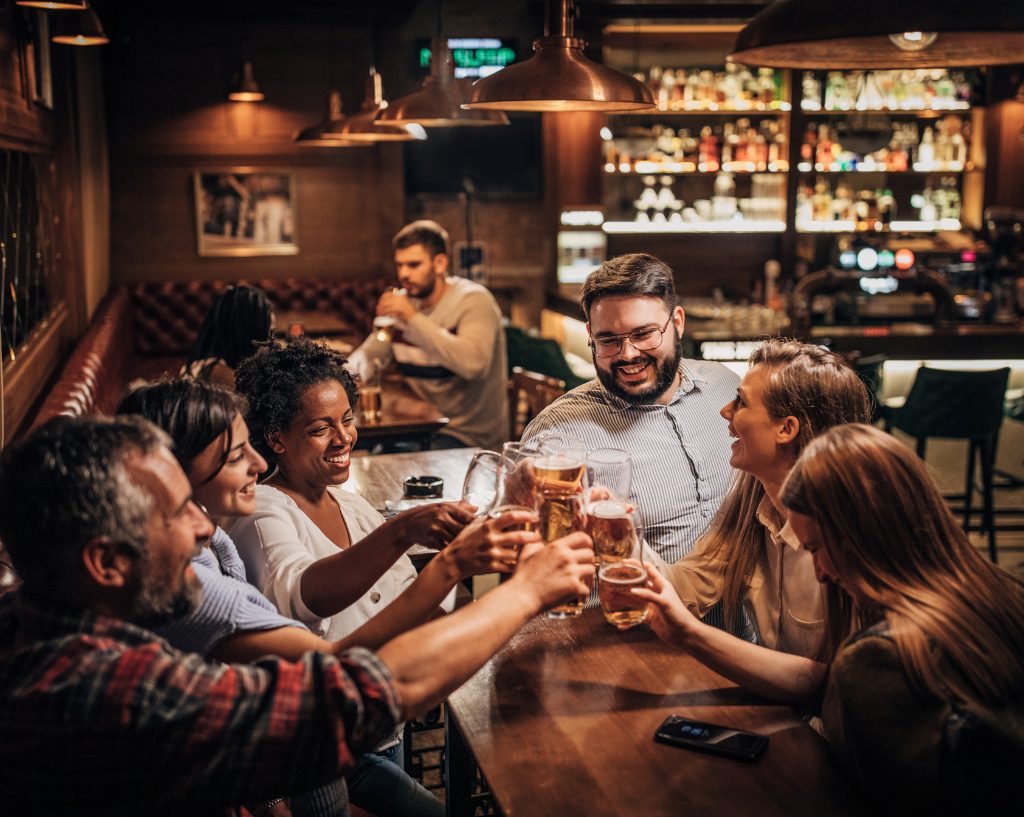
[880,366,1010,562]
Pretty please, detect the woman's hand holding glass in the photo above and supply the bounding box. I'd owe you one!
[628,564,702,644]
[385,500,475,551]
[439,508,541,579]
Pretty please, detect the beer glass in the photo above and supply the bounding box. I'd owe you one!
[583,447,632,514]
[496,440,544,509]
[359,361,383,425]
[536,489,587,618]
[595,508,648,629]
[372,315,397,343]
[460,451,502,516]
[486,503,536,567]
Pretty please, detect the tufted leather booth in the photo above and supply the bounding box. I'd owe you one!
[131,278,388,355]
[29,277,389,432]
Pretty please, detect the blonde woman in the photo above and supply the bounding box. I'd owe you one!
[639,339,871,703]
[780,424,1024,815]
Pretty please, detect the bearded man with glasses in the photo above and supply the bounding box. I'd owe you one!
[521,254,739,607]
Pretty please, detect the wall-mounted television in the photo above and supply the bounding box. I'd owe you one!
[403,113,542,199]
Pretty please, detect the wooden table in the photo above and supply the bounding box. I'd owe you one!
[354,376,450,452]
[446,610,869,817]
[343,448,478,512]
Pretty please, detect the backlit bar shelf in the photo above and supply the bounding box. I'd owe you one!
[603,220,786,234]
[619,102,792,115]
[606,161,789,175]
[796,219,961,233]
[799,104,969,114]
[796,162,967,174]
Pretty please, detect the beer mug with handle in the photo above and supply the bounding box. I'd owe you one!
[460,451,502,516]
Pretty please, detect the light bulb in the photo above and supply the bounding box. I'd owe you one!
[888,32,938,52]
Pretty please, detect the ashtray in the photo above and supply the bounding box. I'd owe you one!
[404,475,444,498]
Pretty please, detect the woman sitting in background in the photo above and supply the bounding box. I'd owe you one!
[183,284,273,388]
[118,377,531,817]
[644,339,871,704]
[780,424,1024,815]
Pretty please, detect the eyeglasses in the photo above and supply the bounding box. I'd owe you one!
[589,315,674,358]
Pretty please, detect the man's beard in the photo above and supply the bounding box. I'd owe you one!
[594,330,683,405]
[130,556,203,627]
[405,276,435,300]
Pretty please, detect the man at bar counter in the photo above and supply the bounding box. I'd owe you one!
[349,219,509,451]
[521,253,738,592]
[0,415,593,816]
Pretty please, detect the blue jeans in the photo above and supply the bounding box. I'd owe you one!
[345,742,443,817]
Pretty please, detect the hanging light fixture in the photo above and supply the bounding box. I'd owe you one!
[378,0,508,128]
[16,2,86,9]
[327,69,426,142]
[295,90,369,148]
[731,0,1024,69]
[464,0,654,112]
[228,61,264,102]
[51,4,109,46]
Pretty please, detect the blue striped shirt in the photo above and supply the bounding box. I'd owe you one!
[522,358,740,565]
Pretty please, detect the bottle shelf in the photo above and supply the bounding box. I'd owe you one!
[796,162,969,174]
[604,220,786,234]
[606,161,790,176]
[799,104,969,115]
[796,218,962,234]
[616,103,792,116]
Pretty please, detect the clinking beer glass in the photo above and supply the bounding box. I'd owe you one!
[593,504,648,629]
[533,451,588,618]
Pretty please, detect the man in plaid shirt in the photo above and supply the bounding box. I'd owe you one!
[0,415,594,816]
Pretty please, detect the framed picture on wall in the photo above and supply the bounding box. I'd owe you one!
[194,169,298,257]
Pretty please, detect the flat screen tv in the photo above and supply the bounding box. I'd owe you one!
[403,113,542,200]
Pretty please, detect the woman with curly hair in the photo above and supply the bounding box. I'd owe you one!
[230,337,538,817]
[780,424,1024,815]
[635,339,871,704]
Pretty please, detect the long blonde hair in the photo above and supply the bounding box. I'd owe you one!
[781,424,1024,705]
[701,339,871,660]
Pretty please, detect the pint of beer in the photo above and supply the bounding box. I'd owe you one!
[373,315,397,343]
[587,499,638,561]
[533,455,586,496]
[360,385,382,424]
[598,559,648,628]
[536,490,586,618]
[487,504,536,567]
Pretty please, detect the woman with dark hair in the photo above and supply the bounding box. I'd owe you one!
[780,424,1024,815]
[230,338,537,817]
[118,376,532,817]
[633,339,871,704]
[183,285,274,388]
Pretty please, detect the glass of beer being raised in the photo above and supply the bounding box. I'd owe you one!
[487,504,537,568]
[595,507,649,629]
[535,489,587,618]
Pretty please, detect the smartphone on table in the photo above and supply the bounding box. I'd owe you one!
[654,715,768,761]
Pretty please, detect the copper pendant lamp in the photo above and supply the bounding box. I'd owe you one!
[295,90,369,148]
[51,5,109,47]
[228,61,264,102]
[327,69,427,142]
[731,0,1024,69]
[15,2,86,9]
[464,0,654,112]
[378,36,509,127]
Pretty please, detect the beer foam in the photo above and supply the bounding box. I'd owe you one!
[591,499,630,518]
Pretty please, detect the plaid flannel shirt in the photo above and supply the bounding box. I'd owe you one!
[0,591,400,817]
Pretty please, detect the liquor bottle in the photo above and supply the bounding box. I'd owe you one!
[801,72,822,110]
[917,126,935,166]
